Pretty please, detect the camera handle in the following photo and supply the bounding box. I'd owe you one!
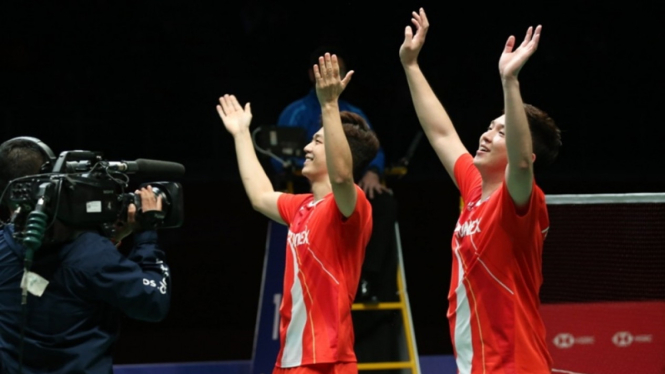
[15,181,55,374]
[21,183,54,270]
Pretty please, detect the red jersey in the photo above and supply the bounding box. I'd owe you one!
[449,154,552,374]
[275,185,372,368]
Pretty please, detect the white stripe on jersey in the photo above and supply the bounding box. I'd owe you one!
[454,241,473,374]
[282,243,306,367]
[478,258,514,295]
[307,248,339,285]
[471,235,515,295]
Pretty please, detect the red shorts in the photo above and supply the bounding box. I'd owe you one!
[272,362,358,374]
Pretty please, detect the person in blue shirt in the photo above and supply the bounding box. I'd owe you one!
[0,137,171,374]
[272,45,389,199]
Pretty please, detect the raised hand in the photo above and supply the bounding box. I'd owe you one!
[216,94,252,136]
[499,25,542,80]
[399,7,429,66]
[314,53,353,106]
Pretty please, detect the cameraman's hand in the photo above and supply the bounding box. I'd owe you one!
[113,217,135,245]
[130,186,163,231]
[113,186,163,244]
[134,185,163,214]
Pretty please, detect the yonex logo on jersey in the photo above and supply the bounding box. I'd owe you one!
[553,333,575,349]
[455,218,481,238]
[287,229,310,249]
[612,331,634,347]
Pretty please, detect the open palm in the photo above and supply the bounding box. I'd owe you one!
[499,25,542,79]
[314,53,353,105]
[399,8,429,66]
[216,94,252,136]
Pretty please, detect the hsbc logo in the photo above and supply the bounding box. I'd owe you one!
[552,333,595,349]
[612,331,633,347]
[553,333,575,349]
[612,331,652,347]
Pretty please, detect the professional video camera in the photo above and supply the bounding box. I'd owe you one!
[2,142,185,253]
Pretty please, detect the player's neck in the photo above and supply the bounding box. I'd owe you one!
[310,180,332,202]
[480,173,503,200]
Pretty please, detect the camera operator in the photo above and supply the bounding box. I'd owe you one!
[0,137,171,374]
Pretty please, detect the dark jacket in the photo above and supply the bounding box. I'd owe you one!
[0,224,170,374]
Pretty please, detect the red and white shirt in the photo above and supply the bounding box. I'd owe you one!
[449,154,552,374]
[276,186,372,368]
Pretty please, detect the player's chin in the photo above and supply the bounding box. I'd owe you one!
[301,166,311,178]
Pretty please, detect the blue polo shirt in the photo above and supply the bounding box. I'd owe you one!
[272,89,385,175]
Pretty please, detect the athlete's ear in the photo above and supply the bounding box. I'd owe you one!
[531,153,536,163]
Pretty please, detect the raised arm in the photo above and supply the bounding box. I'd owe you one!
[499,25,541,207]
[314,53,357,217]
[217,94,284,224]
[399,8,468,185]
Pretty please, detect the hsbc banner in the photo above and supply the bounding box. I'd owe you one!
[540,301,665,374]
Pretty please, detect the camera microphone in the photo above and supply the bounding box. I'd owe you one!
[108,159,185,178]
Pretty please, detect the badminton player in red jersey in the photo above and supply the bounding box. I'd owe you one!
[399,8,562,374]
[217,52,379,374]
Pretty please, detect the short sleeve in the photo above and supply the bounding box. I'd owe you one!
[277,193,311,225]
[497,180,547,235]
[453,153,482,205]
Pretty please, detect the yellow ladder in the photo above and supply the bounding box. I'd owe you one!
[352,222,420,373]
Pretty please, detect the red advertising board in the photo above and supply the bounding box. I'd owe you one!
[540,301,665,374]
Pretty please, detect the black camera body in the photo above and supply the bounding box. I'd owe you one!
[5,149,184,248]
[120,181,184,230]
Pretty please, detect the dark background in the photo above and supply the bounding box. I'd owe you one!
[1,0,664,364]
